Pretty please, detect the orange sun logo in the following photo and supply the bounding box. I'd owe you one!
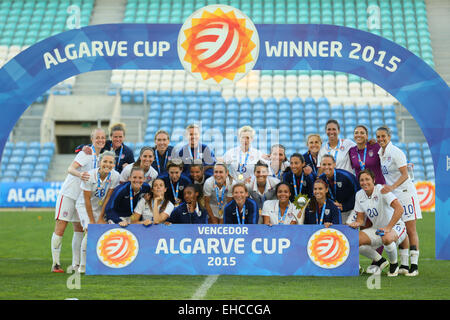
[307,228,349,269]
[178,5,259,86]
[96,228,139,268]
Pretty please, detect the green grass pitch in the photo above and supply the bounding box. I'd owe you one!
[0,210,448,300]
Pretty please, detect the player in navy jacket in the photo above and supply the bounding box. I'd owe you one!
[167,185,208,224]
[176,124,216,178]
[151,130,174,178]
[159,160,192,206]
[105,167,151,225]
[318,154,360,224]
[304,178,342,226]
[282,153,316,200]
[223,183,259,225]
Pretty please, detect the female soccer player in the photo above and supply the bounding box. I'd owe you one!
[160,160,192,206]
[51,128,106,273]
[167,184,208,224]
[105,167,151,226]
[318,154,360,224]
[262,182,304,225]
[317,119,356,174]
[132,178,174,226]
[151,129,174,178]
[76,151,120,273]
[303,178,341,227]
[376,126,421,276]
[223,183,259,225]
[106,123,135,173]
[120,146,158,185]
[222,125,265,182]
[189,160,211,187]
[177,124,216,178]
[267,144,290,179]
[203,163,233,224]
[349,125,385,184]
[349,169,408,277]
[282,153,316,200]
[303,133,322,175]
[246,161,280,223]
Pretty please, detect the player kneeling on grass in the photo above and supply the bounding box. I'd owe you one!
[349,169,408,277]
[76,151,120,273]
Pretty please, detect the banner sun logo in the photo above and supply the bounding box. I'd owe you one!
[97,228,139,268]
[307,228,350,269]
[178,5,259,86]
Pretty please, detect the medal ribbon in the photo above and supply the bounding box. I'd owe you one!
[116,145,123,170]
[236,203,246,225]
[155,149,168,174]
[316,202,327,225]
[170,179,180,203]
[292,172,304,197]
[357,145,368,170]
[308,153,317,175]
[327,139,341,161]
[129,184,140,216]
[96,170,111,200]
[238,151,250,173]
[92,145,97,169]
[188,144,201,161]
[215,181,227,211]
[278,204,289,224]
[327,170,337,201]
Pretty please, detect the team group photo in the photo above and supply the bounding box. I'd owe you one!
[0,0,448,303]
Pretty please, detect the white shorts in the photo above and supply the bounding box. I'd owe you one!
[394,185,422,222]
[76,205,102,230]
[341,210,355,225]
[361,220,407,247]
[54,194,79,222]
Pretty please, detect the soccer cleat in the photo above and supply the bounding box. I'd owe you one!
[51,264,64,273]
[366,261,378,274]
[398,265,410,275]
[405,264,419,277]
[78,265,86,274]
[387,263,399,277]
[373,257,388,275]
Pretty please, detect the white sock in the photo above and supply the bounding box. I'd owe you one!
[80,234,88,267]
[51,233,63,266]
[399,249,409,266]
[359,245,382,261]
[410,250,419,265]
[72,231,84,267]
[384,242,398,264]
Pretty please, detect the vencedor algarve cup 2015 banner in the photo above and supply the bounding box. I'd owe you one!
[0,5,449,261]
[86,224,359,276]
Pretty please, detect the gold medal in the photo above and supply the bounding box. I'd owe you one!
[218,209,223,217]
[98,199,103,206]
[238,174,244,181]
[259,208,262,216]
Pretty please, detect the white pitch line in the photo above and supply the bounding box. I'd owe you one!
[191,275,219,300]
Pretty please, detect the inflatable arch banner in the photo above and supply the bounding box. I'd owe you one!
[0,5,449,265]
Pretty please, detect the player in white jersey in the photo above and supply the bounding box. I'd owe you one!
[350,169,408,277]
[317,119,356,174]
[222,125,265,183]
[51,128,106,273]
[376,126,421,276]
[203,163,233,224]
[120,146,158,185]
[262,182,304,225]
[76,151,120,273]
[132,178,174,225]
